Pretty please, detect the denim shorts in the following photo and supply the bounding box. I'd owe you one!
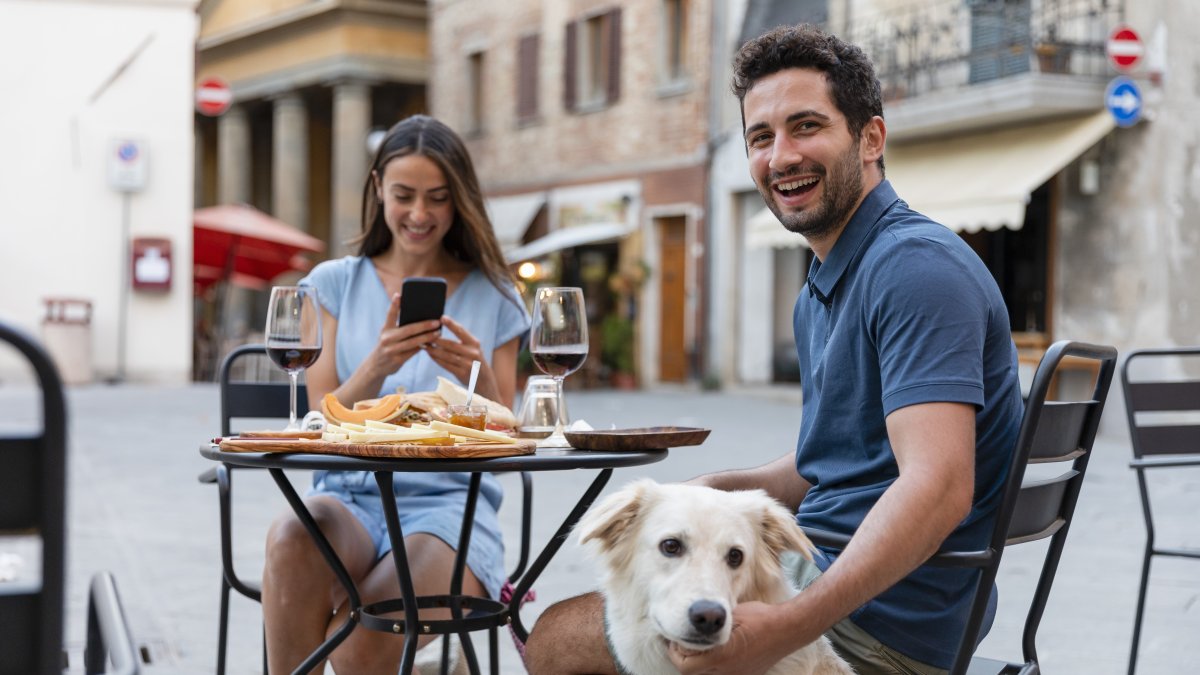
[309,470,506,599]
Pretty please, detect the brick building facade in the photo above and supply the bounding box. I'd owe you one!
[430,0,713,386]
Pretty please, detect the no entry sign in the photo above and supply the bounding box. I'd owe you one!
[1106,25,1143,72]
[196,77,233,117]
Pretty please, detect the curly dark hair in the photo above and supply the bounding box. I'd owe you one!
[732,24,884,170]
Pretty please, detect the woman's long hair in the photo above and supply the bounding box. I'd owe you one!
[353,115,517,296]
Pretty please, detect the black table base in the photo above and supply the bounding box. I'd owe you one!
[202,446,666,675]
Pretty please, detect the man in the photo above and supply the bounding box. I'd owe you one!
[524,24,1022,675]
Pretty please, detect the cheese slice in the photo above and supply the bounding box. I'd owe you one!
[429,421,514,444]
[340,422,369,432]
[364,419,403,431]
[322,431,350,442]
[347,429,450,444]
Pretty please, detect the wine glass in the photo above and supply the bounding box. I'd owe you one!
[265,286,323,431]
[530,287,588,448]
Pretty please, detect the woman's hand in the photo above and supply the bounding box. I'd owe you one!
[425,315,501,401]
[364,293,441,379]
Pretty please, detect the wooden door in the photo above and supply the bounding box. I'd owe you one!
[658,216,687,382]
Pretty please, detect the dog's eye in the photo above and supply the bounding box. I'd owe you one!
[726,548,744,568]
[659,538,683,557]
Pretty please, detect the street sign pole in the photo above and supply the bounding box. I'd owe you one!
[108,140,147,384]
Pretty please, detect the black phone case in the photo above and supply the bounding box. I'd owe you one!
[397,277,447,327]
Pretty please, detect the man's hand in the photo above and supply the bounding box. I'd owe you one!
[667,601,794,675]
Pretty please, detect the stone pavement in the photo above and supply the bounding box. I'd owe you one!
[1,382,1196,674]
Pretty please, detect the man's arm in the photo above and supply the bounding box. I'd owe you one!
[688,452,812,512]
[671,401,976,675]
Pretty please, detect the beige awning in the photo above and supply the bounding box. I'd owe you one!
[746,206,810,250]
[504,222,632,263]
[485,192,545,251]
[887,111,1115,233]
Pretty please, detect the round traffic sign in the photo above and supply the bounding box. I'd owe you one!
[1106,25,1143,71]
[1105,77,1142,128]
[196,77,233,117]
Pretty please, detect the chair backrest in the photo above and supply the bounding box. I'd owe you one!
[0,321,67,674]
[1122,347,1200,461]
[950,340,1118,673]
[220,343,309,435]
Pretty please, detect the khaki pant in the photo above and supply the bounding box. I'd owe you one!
[788,553,948,675]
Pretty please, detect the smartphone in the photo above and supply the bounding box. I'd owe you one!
[397,277,447,327]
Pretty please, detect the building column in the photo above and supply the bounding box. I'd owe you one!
[217,104,251,205]
[331,81,373,256]
[272,92,309,231]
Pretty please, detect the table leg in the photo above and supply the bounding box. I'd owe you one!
[373,471,497,675]
[374,471,422,675]
[449,472,484,675]
[506,468,615,642]
[268,468,361,674]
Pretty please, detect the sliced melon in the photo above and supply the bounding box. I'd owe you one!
[321,393,404,425]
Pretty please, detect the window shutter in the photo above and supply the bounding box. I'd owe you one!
[564,21,577,112]
[517,34,540,122]
[605,7,622,104]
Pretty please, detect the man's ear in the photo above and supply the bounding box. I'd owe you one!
[860,115,886,166]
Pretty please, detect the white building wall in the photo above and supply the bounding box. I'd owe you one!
[0,0,197,383]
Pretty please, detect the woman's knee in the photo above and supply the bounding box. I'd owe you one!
[264,499,351,569]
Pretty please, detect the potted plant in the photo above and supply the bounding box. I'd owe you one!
[601,313,637,389]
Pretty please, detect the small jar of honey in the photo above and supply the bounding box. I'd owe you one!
[447,404,488,431]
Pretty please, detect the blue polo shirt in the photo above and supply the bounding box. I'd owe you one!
[794,180,1022,668]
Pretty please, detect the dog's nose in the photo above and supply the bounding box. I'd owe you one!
[687,600,727,636]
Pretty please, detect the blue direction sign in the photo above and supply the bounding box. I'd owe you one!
[1105,76,1142,127]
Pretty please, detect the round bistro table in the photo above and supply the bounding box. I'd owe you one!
[200,444,668,675]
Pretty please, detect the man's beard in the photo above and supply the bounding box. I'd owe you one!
[761,144,863,241]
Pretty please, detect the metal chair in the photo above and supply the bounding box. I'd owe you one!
[198,343,306,674]
[1121,347,1200,675]
[803,340,1117,675]
[200,343,535,673]
[0,320,139,674]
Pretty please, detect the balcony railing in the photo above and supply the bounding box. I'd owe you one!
[848,0,1123,102]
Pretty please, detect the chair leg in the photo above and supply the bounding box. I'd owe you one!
[1127,549,1154,675]
[217,576,231,675]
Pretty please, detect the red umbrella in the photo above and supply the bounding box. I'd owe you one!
[193,204,326,294]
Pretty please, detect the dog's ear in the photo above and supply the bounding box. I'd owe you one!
[759,498,815,563]
[576,479,656,551]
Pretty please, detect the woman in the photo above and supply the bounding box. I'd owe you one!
[262,115,530,673]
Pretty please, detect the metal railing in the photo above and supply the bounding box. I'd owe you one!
[847,0,1123,102]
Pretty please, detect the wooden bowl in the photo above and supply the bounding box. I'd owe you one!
[564,426,711,452]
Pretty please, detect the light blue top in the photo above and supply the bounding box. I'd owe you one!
[299,255,531,597]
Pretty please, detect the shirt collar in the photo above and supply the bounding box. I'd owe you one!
[808,180,900,304]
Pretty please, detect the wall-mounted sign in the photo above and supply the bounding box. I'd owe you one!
[108,139,147,193]
[1106,25,1143,72]
[196,77,233,116]
[1105,76,1143,128]
[131,237,172,291]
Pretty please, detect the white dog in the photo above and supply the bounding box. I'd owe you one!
[577,479,855,675]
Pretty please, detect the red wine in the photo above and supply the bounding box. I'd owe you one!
[267,345,321,371]
[532,348,588,377]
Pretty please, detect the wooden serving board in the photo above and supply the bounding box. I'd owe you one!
[218,437,536,459]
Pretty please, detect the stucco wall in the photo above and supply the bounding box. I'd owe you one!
[0,0,197,383]
[1056,1,1200,354]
